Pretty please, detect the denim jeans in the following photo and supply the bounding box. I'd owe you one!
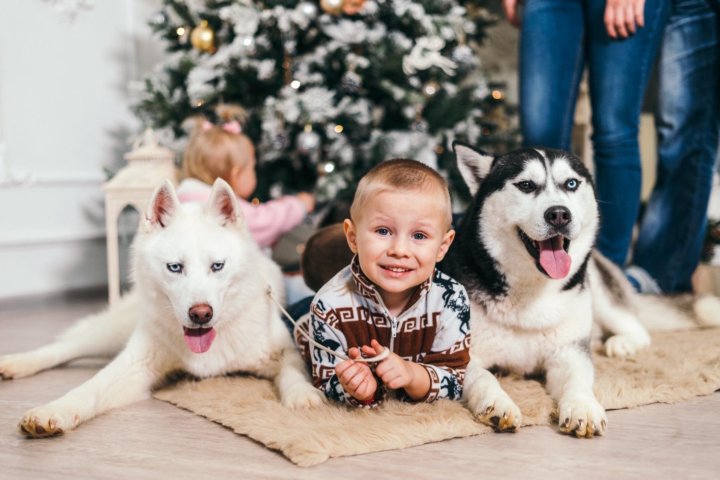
[632,0,720,293]
[519,0,669,266]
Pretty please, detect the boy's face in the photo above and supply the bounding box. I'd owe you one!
[343,188,455,313]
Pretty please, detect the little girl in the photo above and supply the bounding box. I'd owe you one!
[177,104,315,248]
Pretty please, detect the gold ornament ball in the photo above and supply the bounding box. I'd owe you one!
[320,0,344,15]
[191,20,216,53]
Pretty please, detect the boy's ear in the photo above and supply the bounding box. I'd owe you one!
[343,219,359,254]
[436,229,456,262]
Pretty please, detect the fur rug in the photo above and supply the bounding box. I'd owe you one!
[154,329,720,467]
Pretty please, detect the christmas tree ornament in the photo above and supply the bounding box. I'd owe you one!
[451,44,476,66]
[191,20,216,53]
[297,124,321,158]
[342,0,366,15]
[151,10,168,28]
[297,1,318,19]
[320,0,344,15]
[239,36,255,53]
[176,26,190,44]
[423,80,440,97]
[318,161,336,175]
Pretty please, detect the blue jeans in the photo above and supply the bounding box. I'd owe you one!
[632,0,720,293]
[519,0,669,266]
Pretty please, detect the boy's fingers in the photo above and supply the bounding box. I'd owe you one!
[370,339,385,353]
[361,344,377,356]
[335,359,354,376]
[347,370,366,390]
[348,347,361,359]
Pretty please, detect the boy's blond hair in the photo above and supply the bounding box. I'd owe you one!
[350,158,453,230]
[181,104,253,185]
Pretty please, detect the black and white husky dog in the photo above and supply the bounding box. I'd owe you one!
[443,143,720,438]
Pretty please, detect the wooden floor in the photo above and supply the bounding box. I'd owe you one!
[1,294,719,479]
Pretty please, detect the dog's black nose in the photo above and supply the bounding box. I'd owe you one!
[188,304,213,325]
[544,206,572,227]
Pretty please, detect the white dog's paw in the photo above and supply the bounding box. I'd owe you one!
[604,333,649,357]
[558,395,607,438]
[0,353,43,380]
[18,404,80,438]
[280,382,326,409]
[468,392,522,432]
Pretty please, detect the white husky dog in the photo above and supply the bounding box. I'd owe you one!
[443,144,720,438]
[0,179,324,437]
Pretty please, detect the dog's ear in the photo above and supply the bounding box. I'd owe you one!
[208,178,243,226]
[146,179,180,228]
[452,141,494,196]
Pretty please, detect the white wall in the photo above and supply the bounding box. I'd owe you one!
[0,0,162,300]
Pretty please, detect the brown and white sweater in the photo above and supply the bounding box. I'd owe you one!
[296,257,471,408]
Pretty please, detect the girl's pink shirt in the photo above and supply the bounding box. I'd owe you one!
[176,178,306,248]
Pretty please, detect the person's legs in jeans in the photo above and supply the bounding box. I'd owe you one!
[519,0,585,150]
[585,0,669,267]
[632,0,720,293]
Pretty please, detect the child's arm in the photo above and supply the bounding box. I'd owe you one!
[414,281,472,402]
[237,195,308,247]
[307,305,383,407]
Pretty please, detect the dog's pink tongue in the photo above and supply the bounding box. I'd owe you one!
[183,327,216,353]
[538,237,571,279]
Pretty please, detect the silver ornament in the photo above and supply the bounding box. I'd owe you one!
[297,129,321,156]
[298,1,319,19]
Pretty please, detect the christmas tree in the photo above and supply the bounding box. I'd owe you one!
[132,0,518,207]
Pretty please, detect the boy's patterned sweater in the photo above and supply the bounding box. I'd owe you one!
[296,257,471,407]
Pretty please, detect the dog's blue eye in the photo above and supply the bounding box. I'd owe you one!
[211,262,225,272]
[564,178,580,191]
[514,180,537,193]
[166,263,183,274]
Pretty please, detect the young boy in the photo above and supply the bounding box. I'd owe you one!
[297,159,471,407]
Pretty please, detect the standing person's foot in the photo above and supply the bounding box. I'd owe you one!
[625,265,662,294]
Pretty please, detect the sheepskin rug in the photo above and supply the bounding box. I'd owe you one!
[154,328,720,466]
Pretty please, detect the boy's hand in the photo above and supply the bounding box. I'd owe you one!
[335,347,377,402]
[366,340,430,400]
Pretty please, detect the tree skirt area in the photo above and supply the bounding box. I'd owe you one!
[154,329,720,467]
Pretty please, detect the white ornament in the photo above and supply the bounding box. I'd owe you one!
[297,128,321,157]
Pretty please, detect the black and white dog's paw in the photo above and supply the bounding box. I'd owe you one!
[604,332,650,357]
[558,395,607,438]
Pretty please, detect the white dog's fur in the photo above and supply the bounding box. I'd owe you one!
[0,179,324,437]
[443,145,720,438]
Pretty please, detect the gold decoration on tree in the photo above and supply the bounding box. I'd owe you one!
[320,0,344,15]
[190,20,216,53]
